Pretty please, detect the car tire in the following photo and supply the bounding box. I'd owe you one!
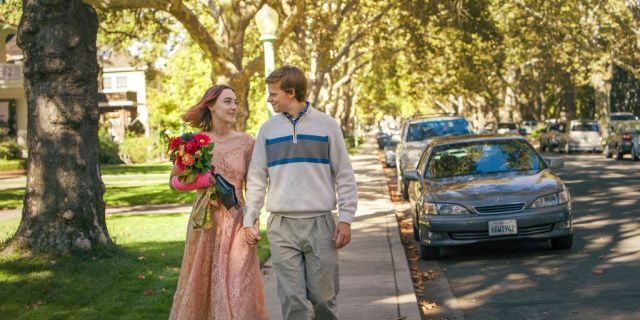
[420,243,441,260]
[632,146,639,161]
[402,180,409,200]
[616,145,624,160]
[413,220,420,242]
[551,234,573,250]
[605,145,612,158]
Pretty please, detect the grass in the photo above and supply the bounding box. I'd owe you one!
[0,159,26,172]
[0,163,183,210]
[0,212,270,319]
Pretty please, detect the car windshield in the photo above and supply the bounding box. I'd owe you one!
[611,114,636,121]
[621,123,640,133]
[572,123,599,132]
[427,139,545,178]
[406,119,471,142]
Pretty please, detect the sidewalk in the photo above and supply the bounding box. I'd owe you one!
[262,138,420,319]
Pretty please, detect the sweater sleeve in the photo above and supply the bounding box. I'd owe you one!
[243,128,269,227]
[329,122,358,224]
[171,172,213,191]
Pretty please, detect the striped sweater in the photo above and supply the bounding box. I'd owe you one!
[243,106,358,227]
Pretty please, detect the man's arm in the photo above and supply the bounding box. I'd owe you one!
[243,128,269,244]
[329,122,358,248]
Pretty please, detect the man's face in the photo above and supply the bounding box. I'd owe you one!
[267,82,296,114]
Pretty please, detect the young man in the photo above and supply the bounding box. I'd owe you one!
[244,65,358,319]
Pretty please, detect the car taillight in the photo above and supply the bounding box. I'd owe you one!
[623,133,632,141]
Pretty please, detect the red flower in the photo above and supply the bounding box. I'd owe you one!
[194,133,211,147]
[183,153,195,166]
[168,137,182,151]
[176,156,185,170]
[184,140,198,154]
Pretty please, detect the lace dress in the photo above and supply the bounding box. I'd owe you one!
[169,132,268,320]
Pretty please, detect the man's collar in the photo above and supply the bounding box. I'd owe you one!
[283,101,310,120]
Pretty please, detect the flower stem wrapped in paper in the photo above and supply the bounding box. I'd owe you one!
[168,132,218,230]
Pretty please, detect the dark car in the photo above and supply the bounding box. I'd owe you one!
[404,135,573,259]
[604,120,640,161]
[539,122,566,152]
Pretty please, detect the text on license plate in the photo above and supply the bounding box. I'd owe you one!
[488,219,518,236]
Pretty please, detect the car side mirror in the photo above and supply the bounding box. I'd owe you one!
[404,170,421,182]
[545,158,564,169]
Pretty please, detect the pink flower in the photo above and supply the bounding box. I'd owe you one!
[194,133,211,147]
[176,156,185,170]
[182,153,195,166]
[185,141,198,154]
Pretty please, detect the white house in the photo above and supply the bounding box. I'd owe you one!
[0,29,149,148]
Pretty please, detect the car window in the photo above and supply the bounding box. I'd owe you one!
[498,123,517,129]
[427,140,544,178]
[622,123,640,133]
[406,119,472,142]
[572,123,599,132]
[611,114,636,121]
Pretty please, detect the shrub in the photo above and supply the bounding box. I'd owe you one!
[119,135,156,164]
[0,141,22,160]
[99,128,123,164]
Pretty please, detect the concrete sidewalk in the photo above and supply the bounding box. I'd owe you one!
[262,138,420,319]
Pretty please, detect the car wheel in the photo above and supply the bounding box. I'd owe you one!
[551,234,573,250]
[402,180,410,200]
[632,146,640,161]
[419,243,441,260]
[605,145,612,158]
[413,220,420,242]
[616,145,624,160]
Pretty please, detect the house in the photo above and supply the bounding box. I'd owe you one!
[0,28,149,149]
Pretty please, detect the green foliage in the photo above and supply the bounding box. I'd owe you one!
[119,135,156,164]
[98,127,123,164]
[0,141,21,160]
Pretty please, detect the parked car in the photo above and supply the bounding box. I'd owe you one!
[383,134,400,167]
[395,116,473,200]
[376,131,392,149]
[496,122,524,135]
[539,122,566,152]
[558,120,603,153]
[604,120,640,161]
[404,134,573,259]
[520,120,538,135]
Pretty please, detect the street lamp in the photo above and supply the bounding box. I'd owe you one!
[255,4,279,116]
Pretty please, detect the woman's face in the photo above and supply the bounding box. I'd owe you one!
[209,89,238,124]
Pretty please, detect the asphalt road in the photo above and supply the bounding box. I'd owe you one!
[400,152,640,320]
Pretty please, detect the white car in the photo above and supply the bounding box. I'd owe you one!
[558,120,603,153]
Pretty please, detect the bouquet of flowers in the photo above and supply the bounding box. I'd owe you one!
[168,132,217,229]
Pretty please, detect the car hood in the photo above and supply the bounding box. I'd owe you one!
[427,170,563,207]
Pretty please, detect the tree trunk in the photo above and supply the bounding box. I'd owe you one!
[6,0,112,254]
[591,64,613,136]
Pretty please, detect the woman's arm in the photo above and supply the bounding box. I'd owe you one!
[169,164,214,191]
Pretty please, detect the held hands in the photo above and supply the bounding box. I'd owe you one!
[332,222,352,249]
[244,221,261,245]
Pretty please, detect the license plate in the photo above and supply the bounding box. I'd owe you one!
[488,219,518,236]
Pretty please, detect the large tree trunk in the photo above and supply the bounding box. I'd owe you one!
[6,0,112,254]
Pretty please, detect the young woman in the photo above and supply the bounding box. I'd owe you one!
[168,84,267,319]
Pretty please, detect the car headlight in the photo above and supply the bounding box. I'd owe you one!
[531,190,570,208]
[422,202,470,216]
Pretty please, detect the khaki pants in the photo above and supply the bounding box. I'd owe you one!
[267,214,340,320]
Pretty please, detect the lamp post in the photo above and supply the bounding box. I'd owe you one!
[255,5,279,116]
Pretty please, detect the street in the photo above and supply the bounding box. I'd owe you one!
[391,152,640,320]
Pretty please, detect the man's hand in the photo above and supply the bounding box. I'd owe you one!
[332,222,352,249]
[244,226,261,245]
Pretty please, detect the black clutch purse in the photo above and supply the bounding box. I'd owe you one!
[214,173,239,210]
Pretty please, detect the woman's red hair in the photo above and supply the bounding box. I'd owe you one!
[182,84,236,131]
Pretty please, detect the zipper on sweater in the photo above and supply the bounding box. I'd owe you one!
[291,111,308,144]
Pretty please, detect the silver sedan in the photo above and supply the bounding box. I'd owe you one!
[404,134,573,259]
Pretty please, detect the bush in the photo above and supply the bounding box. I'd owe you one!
[0,141,22,160]
[120,135,155,164]
[99,128,123,164]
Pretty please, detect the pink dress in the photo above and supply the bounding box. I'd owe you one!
[169,133,268,320]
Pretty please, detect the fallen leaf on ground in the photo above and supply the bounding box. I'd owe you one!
[144,289,155,296]
[592,268,604,275]
[137,256,146,261]
[138,274,146,280]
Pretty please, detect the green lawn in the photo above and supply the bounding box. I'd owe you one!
[0,163,186,210]
[0,212,270,319]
